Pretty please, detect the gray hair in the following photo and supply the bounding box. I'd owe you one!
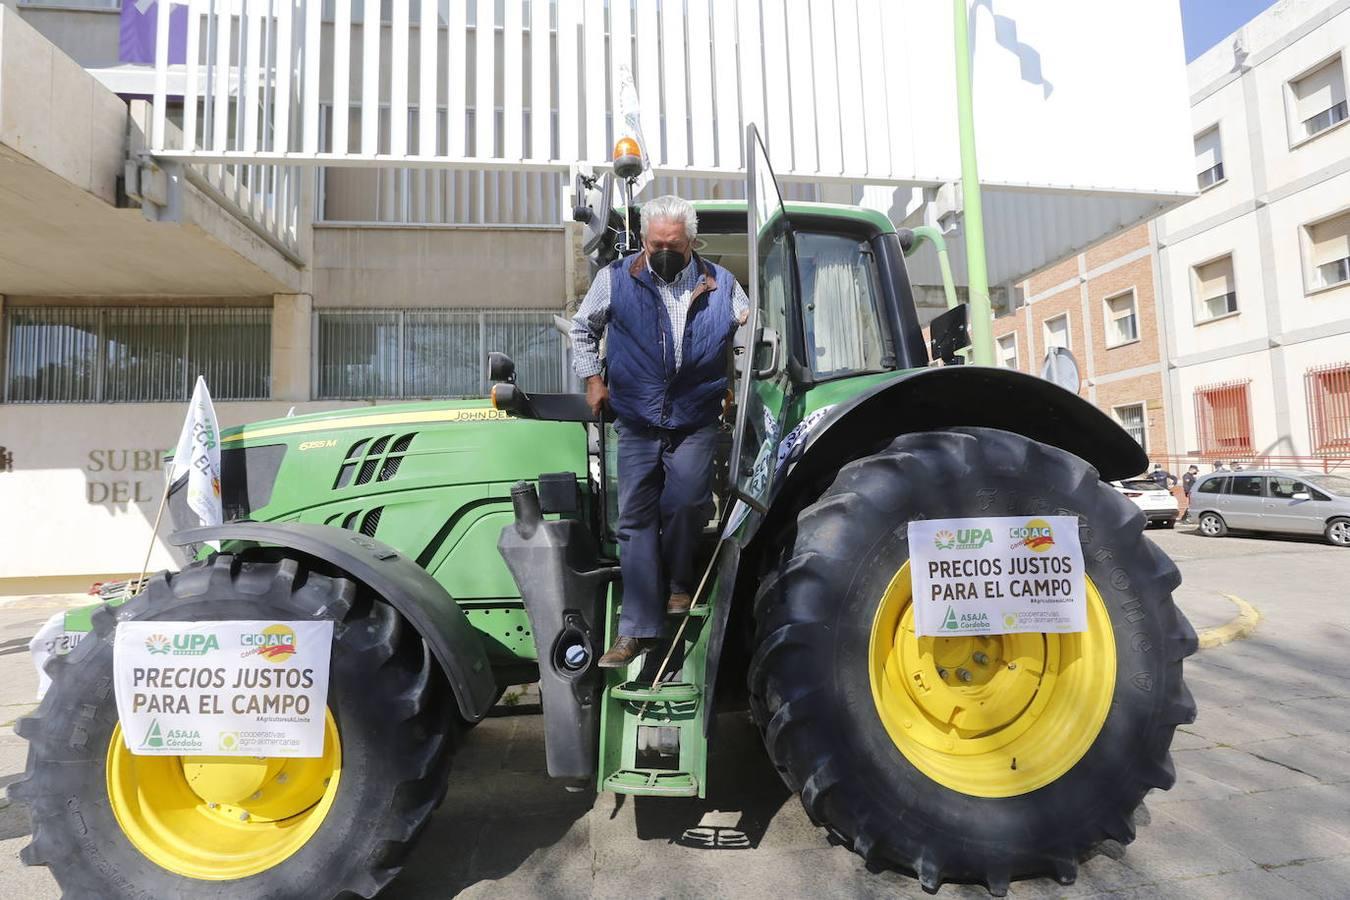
[640,195,698,241]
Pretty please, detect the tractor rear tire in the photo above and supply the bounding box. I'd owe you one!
[13,553,459,899]
[747,428,1197,895]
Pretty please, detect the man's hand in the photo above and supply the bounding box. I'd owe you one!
[736,307,750,325]
[585,375,610,418]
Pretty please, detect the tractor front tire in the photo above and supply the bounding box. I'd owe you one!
[13,554,458,899]
[748,428,1197,895]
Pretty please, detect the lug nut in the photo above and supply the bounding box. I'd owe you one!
[1008,663,1018,670]
[208,802,219,809]
[956,668,973,683]
[239,811,250,821]
[937,667,949,680]
[276,773,288,785]
[973,652,989,665]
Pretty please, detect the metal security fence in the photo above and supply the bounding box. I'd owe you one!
[314,308,568,399]
[1306,362,1350,455]
[2,307,272,403]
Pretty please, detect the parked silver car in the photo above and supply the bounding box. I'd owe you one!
[1188,469,1350,547]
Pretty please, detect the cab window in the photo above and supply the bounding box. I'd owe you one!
[796,232,889,378]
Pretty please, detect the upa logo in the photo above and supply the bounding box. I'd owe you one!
[241,624,298,664]
[934,527,994,551]
[1010,518,1056,553]
[148,632,219,656]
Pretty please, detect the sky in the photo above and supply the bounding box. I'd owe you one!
[1180,0,1282,61]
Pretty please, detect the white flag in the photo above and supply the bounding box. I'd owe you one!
[170,376,223,530]
[616,63,653,197]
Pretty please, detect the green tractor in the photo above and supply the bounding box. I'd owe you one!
[14,131,1195,897]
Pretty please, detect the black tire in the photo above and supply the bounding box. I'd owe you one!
[12,553,458,899]
[1326,517,1350,547]
[1197,511,1228,538]
[747,428,1196,895]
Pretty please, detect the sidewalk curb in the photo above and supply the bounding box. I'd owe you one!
[1196,594,1261,649]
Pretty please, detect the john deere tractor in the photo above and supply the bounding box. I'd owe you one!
[14,129,1195,897]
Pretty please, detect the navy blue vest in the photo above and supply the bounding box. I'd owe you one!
[605,252,739,432]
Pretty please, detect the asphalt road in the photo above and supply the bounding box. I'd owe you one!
[1,526,1347,898]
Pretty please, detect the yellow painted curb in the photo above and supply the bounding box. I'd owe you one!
[1196,594,1261,649]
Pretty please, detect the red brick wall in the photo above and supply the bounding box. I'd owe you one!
[1085,256,1160,376]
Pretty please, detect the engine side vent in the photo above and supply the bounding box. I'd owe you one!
[341,510,361,530]
[359,507,383,537]
[378,433,416,481]
[333,433,417,489]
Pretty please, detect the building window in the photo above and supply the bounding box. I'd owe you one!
[1043,314,1070,352]
[1104,290,1139,347]
[1194,126,1225,190]
[1301,210,1350,293]
[1305,362,1350,453]
[1114,403,1147,451]
[1192,255,1238,323]
[2,307,270,404]
[996,333,1018,369]
[1289,56,1348,142]
[314,308,567,400]
[1194,380,1254,456]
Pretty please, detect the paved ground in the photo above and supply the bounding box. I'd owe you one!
[0,526,1347,898]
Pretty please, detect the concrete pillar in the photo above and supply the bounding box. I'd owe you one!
[271,293,312,402]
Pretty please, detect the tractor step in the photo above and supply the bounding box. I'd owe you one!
[603,768,700,797]
[610,680,700,703]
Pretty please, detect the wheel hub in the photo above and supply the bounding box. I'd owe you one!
[106,709,342,880]
[869,561,1117,797]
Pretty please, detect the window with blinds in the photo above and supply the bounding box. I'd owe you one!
[1113,403,1147,451]
[314,308,567,400]
[2,307,271,404]
[1305,362,1350,453]
[1303,211,1350,292]
[1194,126,1224,190]
[1194,381,1254,455]
[1290,56,1348,141]
[1104,290,1139,346]
[1192,255,1238,323]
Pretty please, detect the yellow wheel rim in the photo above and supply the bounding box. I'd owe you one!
[868,562,1115,798]
[106,710,341,880]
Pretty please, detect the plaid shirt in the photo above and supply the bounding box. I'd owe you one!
[570,256,750,378]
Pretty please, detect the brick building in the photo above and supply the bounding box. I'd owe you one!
[994,223,1170,465]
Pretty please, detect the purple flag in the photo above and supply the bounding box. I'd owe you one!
[120,0,189,66]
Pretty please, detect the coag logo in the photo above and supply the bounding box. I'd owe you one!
[1009,518,1055,553]
[145,634,171,655]
[934,527,994,551]
[241,624,298,664]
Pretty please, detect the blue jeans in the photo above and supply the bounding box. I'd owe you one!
[614,422,719,638]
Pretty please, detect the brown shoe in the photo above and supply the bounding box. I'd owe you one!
[667,592,693,615]
[598,635,656,669]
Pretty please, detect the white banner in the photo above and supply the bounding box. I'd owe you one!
[169,375,223,532]
[908,516,1087,637]
[113,620,333,757]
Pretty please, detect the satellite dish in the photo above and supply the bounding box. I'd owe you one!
[1041,346,1082,393]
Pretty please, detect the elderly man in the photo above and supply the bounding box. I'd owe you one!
[571,195,749,668]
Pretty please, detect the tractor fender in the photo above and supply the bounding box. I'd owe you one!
[770,365,1148,530]
[171,522,498,722]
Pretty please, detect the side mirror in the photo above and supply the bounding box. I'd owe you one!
[488,352,516,384]
[1292,491,1311,501]
[929,305,970,365]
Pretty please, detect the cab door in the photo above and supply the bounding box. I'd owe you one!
[726,125,797,537]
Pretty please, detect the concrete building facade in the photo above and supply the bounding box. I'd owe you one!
[1157,0,1350,465]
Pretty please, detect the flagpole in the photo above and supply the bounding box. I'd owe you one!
[133,467,173,597]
